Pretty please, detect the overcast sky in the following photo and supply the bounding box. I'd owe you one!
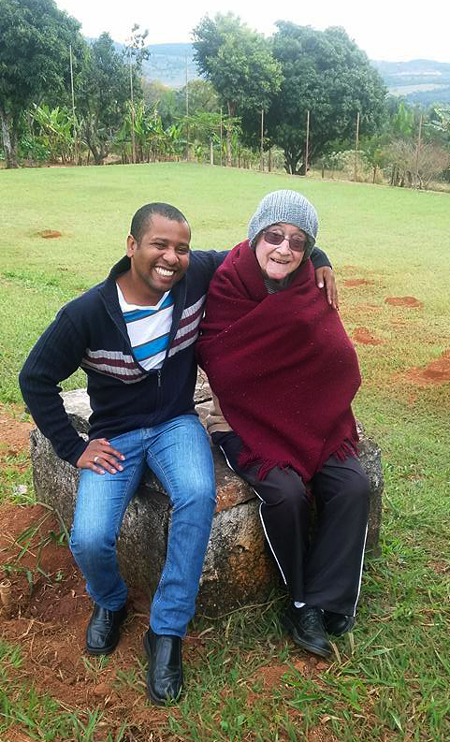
[56,0,450,64]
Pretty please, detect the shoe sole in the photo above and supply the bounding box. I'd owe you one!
[281,615,331,659]
[85,638,120,656]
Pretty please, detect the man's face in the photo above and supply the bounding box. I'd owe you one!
[127,214,191,304]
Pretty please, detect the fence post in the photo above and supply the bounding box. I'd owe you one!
[304,110,310,176]
[354,111,360,181]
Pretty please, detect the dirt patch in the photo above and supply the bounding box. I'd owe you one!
[0,406,33,462]
[353,327,383,346]
[5,733,38,742]
[250,661,295,691]
[406,349,450,386]
[344,279,374,287]
[0,503,86,620]
[248,655,327,694]
[385,296,423,308]
[307,728,340,742]
[37,230,61,239]
[427,560,449,574]
[0,501,200,738]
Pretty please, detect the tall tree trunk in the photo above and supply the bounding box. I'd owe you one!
[225,126,232,167]
[226,102,233,167]
[0,105,18,169]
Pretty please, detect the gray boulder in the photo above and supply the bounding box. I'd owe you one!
[30,375,383,615]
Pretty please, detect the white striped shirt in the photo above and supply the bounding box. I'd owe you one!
[117,284,174,370]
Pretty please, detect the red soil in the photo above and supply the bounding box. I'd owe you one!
[0,407,33,461]
[38,230,61,238]
[353,327,384,345]
[385,296,423,308]
[406,349,450,385]
[344,279,374,287]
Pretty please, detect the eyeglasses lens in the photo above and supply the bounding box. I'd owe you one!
[264,231,306,252]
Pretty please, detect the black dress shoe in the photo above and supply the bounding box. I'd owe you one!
[86,603,127,655]
[323,610,355,636]
[282,604,331,658]
[143,628,183,706]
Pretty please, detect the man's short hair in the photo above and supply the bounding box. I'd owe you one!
[130,203,190,243]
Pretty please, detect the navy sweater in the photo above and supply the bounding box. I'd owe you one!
[19,247,330,467]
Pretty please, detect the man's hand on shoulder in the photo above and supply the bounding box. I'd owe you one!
[77,438,125,475]
[315,267,339,310]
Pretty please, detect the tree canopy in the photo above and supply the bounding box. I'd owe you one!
[0,0,84,167]
[193,13,282,164]
[193,14,282,116]
[76,33,135,164]
[265,23,387,173]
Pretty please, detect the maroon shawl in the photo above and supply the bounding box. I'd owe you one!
[197,240,361,482]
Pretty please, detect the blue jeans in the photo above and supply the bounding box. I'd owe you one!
[69,414,216,637]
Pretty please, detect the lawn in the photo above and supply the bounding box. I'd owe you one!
[0,162,449,741]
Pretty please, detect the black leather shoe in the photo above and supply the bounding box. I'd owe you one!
[323,610,355,636]
[85,603,127,655]
[282,604,331,658]
[143,628,183,706]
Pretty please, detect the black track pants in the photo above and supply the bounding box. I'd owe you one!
[212,431,370,616]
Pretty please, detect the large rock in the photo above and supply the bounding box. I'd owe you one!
[30,374,383,615]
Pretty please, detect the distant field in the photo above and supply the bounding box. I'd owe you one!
[0,163,449,741]
[389,83,448,95]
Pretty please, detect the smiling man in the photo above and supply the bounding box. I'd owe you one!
[19,201,335,705]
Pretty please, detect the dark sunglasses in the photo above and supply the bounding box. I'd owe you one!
[262,230,306,253]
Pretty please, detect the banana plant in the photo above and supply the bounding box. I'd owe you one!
[31,104,75,163]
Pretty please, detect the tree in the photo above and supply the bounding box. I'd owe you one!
[175,79,219,124]
[124,24,150,163]
[428,105,450,147]
[192,13,282,165]
[76,33,143,165]
[0,0,84,167]
[141,80,178,126]
[264,23,386,174]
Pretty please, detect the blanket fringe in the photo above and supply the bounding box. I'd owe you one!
[240,439,358,482]
[330,439,358,462]
[239,450,301,482]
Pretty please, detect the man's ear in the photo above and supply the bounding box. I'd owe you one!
[126,234,137,257]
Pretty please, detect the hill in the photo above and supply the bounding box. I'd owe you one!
[373,59,450,105]
[142,43,198,87]
[109,40,450,104]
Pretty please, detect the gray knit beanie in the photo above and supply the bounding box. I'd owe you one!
[247,190,318,258]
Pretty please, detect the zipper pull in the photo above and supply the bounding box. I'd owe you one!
[157,369,161,387]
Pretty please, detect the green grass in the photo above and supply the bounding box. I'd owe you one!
[0,162,449,740]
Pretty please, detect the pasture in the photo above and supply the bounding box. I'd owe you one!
[0,163,449,741]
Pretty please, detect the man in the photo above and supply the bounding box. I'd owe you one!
[19,202,335,705]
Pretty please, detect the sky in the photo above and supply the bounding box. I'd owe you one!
[56,0,450,64]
